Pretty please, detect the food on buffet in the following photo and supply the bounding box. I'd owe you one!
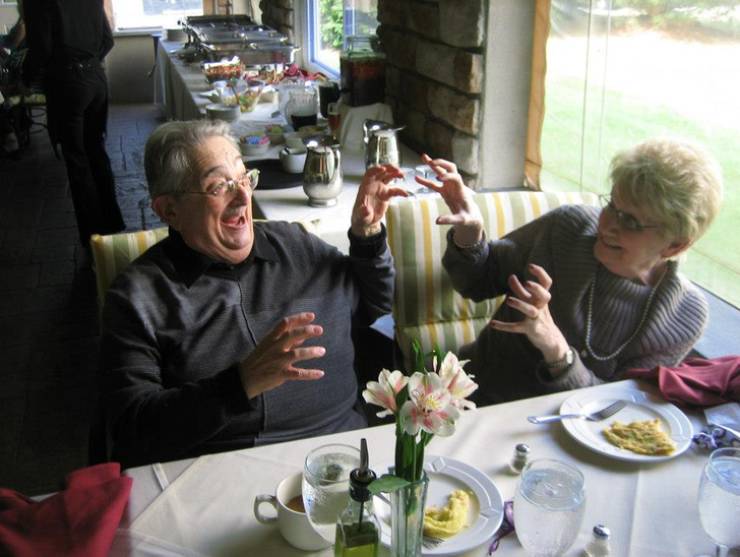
[265,125,284,144]
[603,419,676,456]
[423,490,471,539]
[238,88,261,113]
[203,58,245,83]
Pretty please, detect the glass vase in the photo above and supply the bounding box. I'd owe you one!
[389,474,429,557]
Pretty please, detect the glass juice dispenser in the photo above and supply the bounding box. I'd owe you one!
[340,35,385,107]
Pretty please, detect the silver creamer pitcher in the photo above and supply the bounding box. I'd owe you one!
[303,142,343,207]
[363,119,404,169]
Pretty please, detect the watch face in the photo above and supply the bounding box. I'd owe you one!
[548,348,574,370]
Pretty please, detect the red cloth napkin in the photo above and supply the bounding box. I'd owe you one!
[0,462,132,557]
[625,356,740,407]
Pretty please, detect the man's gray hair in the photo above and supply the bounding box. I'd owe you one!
[144,120,239,198]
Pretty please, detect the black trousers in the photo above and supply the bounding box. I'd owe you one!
[45,63,125,244]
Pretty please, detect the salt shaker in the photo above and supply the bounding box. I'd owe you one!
[508,443,530,474]
[583,524,611,557]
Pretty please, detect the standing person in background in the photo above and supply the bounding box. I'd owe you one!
[22,0,125,245]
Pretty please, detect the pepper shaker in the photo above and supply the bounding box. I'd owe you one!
[583,524,611,557]
[509,443,530,474]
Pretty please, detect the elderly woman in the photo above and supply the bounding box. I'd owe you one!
[101,120,407,467]
[417,138,723,404]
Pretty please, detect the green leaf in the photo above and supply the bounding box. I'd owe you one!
[368,474,410,494]
[412,339,425,373]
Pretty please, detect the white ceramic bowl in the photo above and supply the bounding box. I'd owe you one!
[241,141,270,157]
[205,103,240,123]
[279,147,307,174]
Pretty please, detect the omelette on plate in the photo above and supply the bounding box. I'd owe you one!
[603,419,676,456]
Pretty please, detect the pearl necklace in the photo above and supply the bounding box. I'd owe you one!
[582,265,667,362]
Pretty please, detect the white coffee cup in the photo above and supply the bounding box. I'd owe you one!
[254,472,332,551]
[279,146,308,174]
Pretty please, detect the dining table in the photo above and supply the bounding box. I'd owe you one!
[106,378,725,557]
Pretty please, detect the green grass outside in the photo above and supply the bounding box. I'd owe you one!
[541,76,740,308]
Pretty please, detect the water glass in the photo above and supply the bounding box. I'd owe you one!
[697,447,740,557]
[302,443,360,543]
[514,458,586,557]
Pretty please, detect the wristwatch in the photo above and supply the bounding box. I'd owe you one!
[546,347,574,371]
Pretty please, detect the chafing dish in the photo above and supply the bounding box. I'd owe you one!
[181,15,298,65]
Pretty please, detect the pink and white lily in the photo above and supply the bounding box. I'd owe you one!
[399,372,459,436]
[436,352,478,410]
[362,369,408,418]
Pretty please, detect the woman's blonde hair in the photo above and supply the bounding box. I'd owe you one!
[610,137,723,242]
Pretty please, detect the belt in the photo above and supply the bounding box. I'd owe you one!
[63,59,100,71]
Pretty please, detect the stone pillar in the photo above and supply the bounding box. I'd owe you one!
[379,0,486,187]
[259,0,296,42]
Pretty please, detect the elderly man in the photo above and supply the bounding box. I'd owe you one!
[101,120,407,468]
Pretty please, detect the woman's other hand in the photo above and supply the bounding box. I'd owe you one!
[489,264,572,376]
[416,153,484,247]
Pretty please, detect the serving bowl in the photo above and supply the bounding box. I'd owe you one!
[205,103,240,123]
[240,133,271,156]
[242,142,270,156]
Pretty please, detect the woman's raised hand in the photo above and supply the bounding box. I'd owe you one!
[489,264,571,375]
[415,154,484,246]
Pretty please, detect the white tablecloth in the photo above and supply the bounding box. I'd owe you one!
[109,379,727,557]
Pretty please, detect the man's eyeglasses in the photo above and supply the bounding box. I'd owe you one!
[183,168,260,198]
[598,194,659,233]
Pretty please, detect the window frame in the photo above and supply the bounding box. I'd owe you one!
[294,0,340,79]
[530,0,739,311]
[110,0,203,33]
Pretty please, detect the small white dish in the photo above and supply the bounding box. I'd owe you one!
[373,456,504,556]
[205,103,240,123]
[559,380,693,462]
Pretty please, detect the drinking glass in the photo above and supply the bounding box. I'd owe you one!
[697,447,740,557]
[302,443,361,543]
[514,458,586,557]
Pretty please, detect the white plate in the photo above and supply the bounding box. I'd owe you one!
[559,384,693,462]
[373,455,504,556]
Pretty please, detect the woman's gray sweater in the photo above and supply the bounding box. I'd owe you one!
[442,205,707,405]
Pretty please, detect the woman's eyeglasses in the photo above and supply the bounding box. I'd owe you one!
[599,194,659,233]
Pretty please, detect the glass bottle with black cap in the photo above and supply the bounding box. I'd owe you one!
[334,438,380,557]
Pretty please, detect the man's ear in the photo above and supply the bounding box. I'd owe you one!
[661,238,691,259]
[152,195,179,228]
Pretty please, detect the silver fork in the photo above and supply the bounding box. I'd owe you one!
[422,534,445,549]
[527,400,627,424]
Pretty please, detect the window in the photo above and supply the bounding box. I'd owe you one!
[298,0,378,76]
[112,0,202,31]
[539,1,740,308]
